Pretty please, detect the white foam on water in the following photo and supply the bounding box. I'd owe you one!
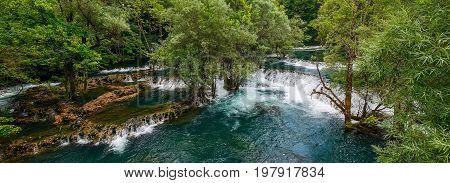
[76,137,90,145]
[131,124,159,137]
[100,65,149,74]
[253,70,340,116]
[109,123,160,153]
[0,83,60,99]
[149,77,187,90]
[60,141,70,147]
[281,59,325,70]
[110,135,129,153]
[215,79,229,99]
[0,83,60,108]
[256,69,391,118]
[293,46,325,51]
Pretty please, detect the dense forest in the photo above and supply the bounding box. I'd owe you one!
[0,0,448,163]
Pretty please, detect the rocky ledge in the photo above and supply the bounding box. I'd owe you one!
[0,72,191,162]
[0,102,190,162]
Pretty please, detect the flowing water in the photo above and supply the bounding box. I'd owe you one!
[21,50,383,163]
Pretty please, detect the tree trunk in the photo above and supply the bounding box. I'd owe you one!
[223,58,240,92]
[211,80,217,99]
[83,73,88,93]
[64,61,77,99]
[344,57,354,129]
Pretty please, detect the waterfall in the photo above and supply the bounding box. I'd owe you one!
[292,46,325,51]
[281,59,325,70]
[123,75,135,83]
[243,70,340,115]
[99,65,166,75]
[250,69,390,117]
[109,113,173,153]
[0,83,60,108]
[148,77,187,90]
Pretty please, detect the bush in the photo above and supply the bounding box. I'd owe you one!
[375,124,450,163]
[0,117,21,137]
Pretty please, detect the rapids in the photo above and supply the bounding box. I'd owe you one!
[23,50,383,163]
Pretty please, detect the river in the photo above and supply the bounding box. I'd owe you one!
[20,49,383,163]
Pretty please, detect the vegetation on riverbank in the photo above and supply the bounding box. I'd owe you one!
[311,0,449,162]
[0,0,448,162]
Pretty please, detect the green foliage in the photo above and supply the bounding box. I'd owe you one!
[0,117,21,137]
[250,0,300,55]
[358,0,449,162]
[0,0,162,88]
[311,0,396,66]
[279,0,321,44]
[362,116,378,127]
[0,117,14,123]
[375,124,450,163]
[154,0,255,85]
[359,0,450,127]
[154,0,304,102]
[0,126,22,137]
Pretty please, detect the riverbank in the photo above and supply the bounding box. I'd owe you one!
[0,73,192,162]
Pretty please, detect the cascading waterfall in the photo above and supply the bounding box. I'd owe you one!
[109,113,176,152]
[235,70,340,116]
[256,62,391,118]
[280,59,326,70]
[0,83,60,108]
[99,65,166,75]
[148,77,187,90]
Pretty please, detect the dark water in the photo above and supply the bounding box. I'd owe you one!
[24,51,383,163]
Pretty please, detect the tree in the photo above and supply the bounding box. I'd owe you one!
[0,0,140,97]
[153,0,304,105]
[358,0,449,162]
[310,0,395,129]
[250,0,304,56]
[56,0,133,97]
[0,0,102,97]
[0,0,59,87]
[153,0,257,105]
[278,0,321,44]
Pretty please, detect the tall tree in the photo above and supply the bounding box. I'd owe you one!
[153,0,257,105]
[311,0,395,128]
[153,0,303,105]
[358,0,449,162]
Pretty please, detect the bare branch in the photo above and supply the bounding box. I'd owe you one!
[315,64,345,107]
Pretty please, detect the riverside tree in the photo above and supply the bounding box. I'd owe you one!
[358,0,449,162]
[153,0,304,106]
[0,0,151,97]
[310,0,395,128]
